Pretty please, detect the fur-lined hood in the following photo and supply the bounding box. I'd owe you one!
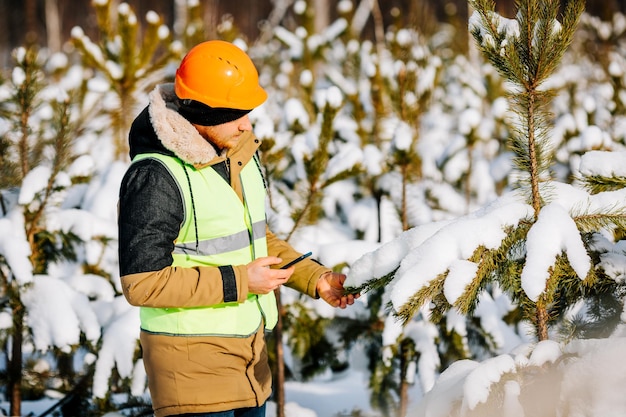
[147,83,219,165]
[129,83,260,167]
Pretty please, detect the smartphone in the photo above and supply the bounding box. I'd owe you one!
[280,251,313,269]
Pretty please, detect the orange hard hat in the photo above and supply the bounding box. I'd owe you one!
[174,40,267,110]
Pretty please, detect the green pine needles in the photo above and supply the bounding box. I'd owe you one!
[469,0,585,215]
[350,0,626,350]
[71,0,181,160]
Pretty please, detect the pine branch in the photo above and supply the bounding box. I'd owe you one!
[471,0,585,219]
[572,209,626,233]
[396,274,447,324]
[453,247,497,315]
[13,48,45,179]
[71,1,181,160]
[580,175,626,194]
[486,222,537,314]
[455,223,532,316]
[344,267,399,296]
[322,165,363,187]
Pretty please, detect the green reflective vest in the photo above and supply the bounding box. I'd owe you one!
[134,153,278,337]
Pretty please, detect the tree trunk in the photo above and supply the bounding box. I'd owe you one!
[173,0,188,41]
[8,291,24,417]
[314,0,329,34]
[398,379,408,417]
[401,164,408,231]
[495,0,517,17]
[45,0,62,53]
[536,301,549,341]
[204,0,219,40]
[24,0,38,45]
[0,1,10,67]
[398,338,415,417]
[273,288,286,417]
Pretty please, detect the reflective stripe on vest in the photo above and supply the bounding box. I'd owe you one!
[133,153,278,336]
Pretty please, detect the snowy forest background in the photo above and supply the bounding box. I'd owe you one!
[1,0,626,416]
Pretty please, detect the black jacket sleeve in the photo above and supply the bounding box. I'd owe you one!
[118,158,184,276]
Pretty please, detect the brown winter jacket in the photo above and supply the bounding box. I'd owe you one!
[118,84,330,416]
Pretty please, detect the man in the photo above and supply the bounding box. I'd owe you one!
[117,40,357,417]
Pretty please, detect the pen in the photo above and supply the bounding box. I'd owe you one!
[280,251,313,269]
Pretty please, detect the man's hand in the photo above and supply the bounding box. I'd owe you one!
[316,272,359,309]
[247,256,293,294]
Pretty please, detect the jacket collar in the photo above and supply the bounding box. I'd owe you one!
[147,83,261,168]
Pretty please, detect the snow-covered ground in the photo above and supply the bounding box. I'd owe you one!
[6,332,626,417]
[1,1,626,416]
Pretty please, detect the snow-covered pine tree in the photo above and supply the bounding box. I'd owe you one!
[349,0,595,344]
[1,1,624,415]
[0,1,189,414]
[410,152,626,417]
[259,5,505,415]
[515,10,626,340]
[546,11,626,186]
[378,27,435,233]
[70,0,181,161]
[557,147,626,340]
[0,46,89,417]
[358,26,441,417]
[468,0,591,341]
[252,4,366,415]
[346,1,626,415]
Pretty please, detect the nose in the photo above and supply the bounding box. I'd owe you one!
[238,115,252,132]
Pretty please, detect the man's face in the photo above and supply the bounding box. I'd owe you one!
[193,114,253,151]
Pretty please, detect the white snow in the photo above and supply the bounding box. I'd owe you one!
[2,4,626,417]
[521,203,591,301]
[463,354,516,409]
[21,275,101,352]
